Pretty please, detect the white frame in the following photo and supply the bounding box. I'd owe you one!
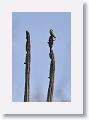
[0,0,83,114]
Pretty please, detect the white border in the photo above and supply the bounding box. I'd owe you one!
[0,0,83,114]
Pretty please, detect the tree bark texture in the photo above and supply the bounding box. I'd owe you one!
[47,36,55,102]
[24,31,31,102]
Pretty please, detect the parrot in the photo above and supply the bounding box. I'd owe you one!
[49,29,56,39]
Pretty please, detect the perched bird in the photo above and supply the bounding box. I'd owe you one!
[50,29,56,39]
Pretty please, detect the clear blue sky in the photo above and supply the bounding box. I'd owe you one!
[12,12,71,102]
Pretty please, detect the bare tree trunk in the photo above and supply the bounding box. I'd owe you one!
[24,31,31,102]
[47,36,55,102]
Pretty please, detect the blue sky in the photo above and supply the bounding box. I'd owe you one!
[12,12,71,102]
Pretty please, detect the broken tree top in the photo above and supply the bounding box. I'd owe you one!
[26,31,30,52]
[26,30,30,38]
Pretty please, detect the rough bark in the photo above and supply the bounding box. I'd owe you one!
[47,36,55,102]
[24,31,31,102]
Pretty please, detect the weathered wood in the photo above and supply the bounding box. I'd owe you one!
[24,31,31,102]
[47,36,55,102]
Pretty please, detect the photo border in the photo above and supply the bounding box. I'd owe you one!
[0,0,83,114]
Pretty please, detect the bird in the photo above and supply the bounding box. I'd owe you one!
[49,29,56,39]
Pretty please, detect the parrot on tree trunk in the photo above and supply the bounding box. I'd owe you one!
[50,29,56,39]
